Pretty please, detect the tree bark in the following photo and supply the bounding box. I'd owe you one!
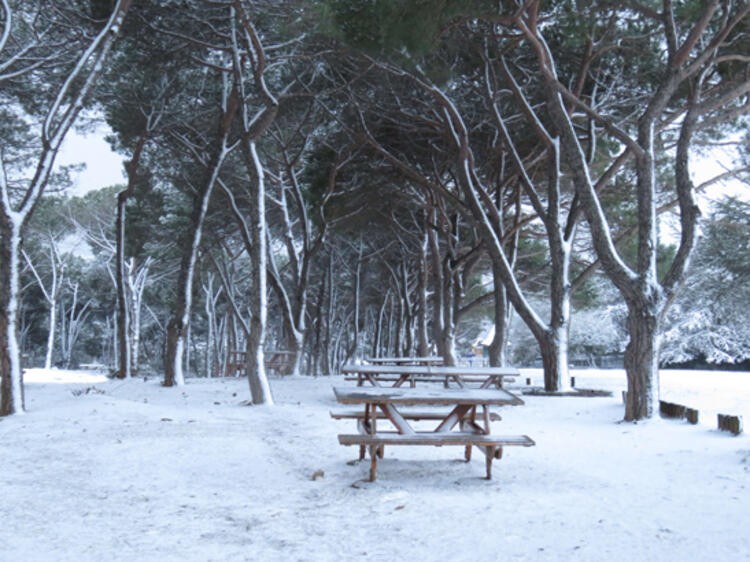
[0,220,25,415]
[623,299,661,420]
[487,266,509,367]
[416,230,430,356]
[245,142,273,404]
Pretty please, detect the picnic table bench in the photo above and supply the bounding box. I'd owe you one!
[224,350,296,376]
[363,356,444,366]
[341,363,519,389]
[332,386,533,481]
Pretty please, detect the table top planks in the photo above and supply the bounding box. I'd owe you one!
[363,356,444,365]
[340,363,519,377]
[333,386,524,406]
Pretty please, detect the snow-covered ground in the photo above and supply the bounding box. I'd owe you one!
[2,368,748,561]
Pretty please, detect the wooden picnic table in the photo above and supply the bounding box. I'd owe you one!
[341,363,519,389]
[332,386,534,481]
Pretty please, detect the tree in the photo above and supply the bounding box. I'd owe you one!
[22,196,76,369]
[500,1,749,419]
[0,0,132,416]
[662,197,750,365]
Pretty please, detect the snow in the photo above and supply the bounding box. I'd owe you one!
[3,368,749,561]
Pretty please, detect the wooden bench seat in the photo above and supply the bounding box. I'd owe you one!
[343,374,516,388]
[343,375,447,383]
[330,409,501,422]
[338,432,534,480]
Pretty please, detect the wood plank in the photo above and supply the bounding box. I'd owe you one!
[330,409,502,422]
[364,356,444,366]
[333,386,524,407]
[338,433,535,447]
[341,364,519,377]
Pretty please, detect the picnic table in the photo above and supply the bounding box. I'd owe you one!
[341,363,519,389]
[332,386,534,481]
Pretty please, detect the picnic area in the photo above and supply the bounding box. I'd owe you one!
[2,366,748,561]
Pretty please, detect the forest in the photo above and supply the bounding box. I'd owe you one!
[1,0,749,420]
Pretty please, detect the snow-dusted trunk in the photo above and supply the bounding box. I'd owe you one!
[538,326,570,391]
[348,246,363,361]
[115,193,131,379]
[416,231,430,356]
[322,256,334,374]
[23,244,64,370]
[623,297,662,420]
[129,262,149,373]
[542,234,572,391]
[0,220,25,415]
[164,263,194,386]
[245,141,273,404]
[59,282,90,369]
[277,328,303,377]
[426,213,458,367]
[487,266,510,367]
[373,292,389,358]
[44,298,57,370]
[203,279,216,378]
[311,264,328,374]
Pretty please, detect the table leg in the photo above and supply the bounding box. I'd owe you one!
[434,404,473,433]
[369,445,378,481]
[393,374,409,388]
[485,446,495,479]
[379,403,416,435]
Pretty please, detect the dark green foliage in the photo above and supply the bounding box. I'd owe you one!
[89,0,115,20]
[321,0,496,58]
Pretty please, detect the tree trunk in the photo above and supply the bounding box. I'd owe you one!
[623,301,661,421]
[0,220,25,415]
[416,231,430,356]
[538,326,570,392]
[245,141,273,405]
[487,267,509,367]
[115,192,132,379]
[44,298,57,370]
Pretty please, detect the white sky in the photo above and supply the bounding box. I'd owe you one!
[57,128,126,196]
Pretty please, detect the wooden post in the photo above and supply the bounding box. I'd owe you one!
[659,400,686,419]
[718,414,743,435]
